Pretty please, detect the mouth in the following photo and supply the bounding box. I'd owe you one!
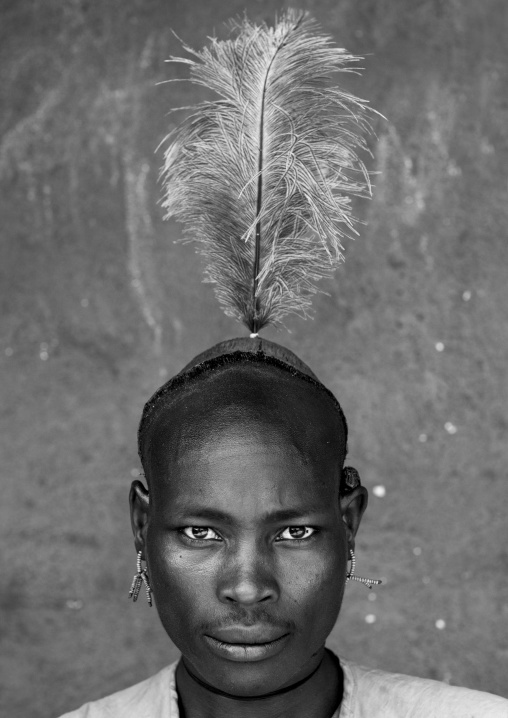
[203,633,291,662]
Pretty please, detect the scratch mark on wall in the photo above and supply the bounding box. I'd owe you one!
[0,86,63,181]
[123,151,162,355]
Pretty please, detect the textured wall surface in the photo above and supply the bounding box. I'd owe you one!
[1,1,507,716]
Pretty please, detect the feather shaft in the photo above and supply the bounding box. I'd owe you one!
[252,26,289,332]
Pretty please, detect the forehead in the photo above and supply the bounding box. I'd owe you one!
[157,425,340,521]
[144,362,346,507]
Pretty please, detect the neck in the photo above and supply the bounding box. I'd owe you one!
[175,648,343,718]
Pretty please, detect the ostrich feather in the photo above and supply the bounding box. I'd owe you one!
[161,10,374,332]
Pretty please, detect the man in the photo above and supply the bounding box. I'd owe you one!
[61,338,508,717]
[59,12,508,716]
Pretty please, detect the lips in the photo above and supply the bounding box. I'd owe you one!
[207,625,289,645]
[203,631,291,662]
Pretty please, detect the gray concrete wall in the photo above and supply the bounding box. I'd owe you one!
[1,1,507,716]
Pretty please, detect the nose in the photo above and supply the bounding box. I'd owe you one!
[217,539,279,605]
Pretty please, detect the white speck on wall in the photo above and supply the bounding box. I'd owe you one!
[435,619,446,630]
[65,599,84,610]
[368,592,377,602]
[365,614,376,624]
[435,342,444,352]
[447,161,461,177]
[444,422,457,434]
[462,290,471,301]
[413,547,422,556]
[418,433,427,442]
[372,485,386,498]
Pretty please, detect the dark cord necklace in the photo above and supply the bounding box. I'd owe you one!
[182,654,325,702]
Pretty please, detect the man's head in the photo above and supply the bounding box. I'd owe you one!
[130,341,367,696]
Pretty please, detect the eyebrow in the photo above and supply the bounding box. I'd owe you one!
[173,507,325,524]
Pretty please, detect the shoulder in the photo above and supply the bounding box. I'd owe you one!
[57,662,179,718]
[340,657,508,718]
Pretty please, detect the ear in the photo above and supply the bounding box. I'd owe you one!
[129,479,150,555]
[339,485,368,553]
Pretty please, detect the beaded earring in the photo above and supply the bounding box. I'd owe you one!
[128,550,153,606]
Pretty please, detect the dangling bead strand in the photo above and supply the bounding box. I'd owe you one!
[346,550,382,589]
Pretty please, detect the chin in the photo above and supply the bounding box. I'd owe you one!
[183,634,324,696]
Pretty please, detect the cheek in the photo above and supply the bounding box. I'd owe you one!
[284,553,340,591]
[279,541,346,624]
[145,528,215,644]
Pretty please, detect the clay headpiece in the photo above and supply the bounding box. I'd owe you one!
[139,11,375,492]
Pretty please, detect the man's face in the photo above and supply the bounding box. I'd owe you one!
[134,366,355,696]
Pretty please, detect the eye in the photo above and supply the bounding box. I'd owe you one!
[276,526,316,541]
[181,526,222,541]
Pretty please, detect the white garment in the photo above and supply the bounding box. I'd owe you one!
[59,656,508,718]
